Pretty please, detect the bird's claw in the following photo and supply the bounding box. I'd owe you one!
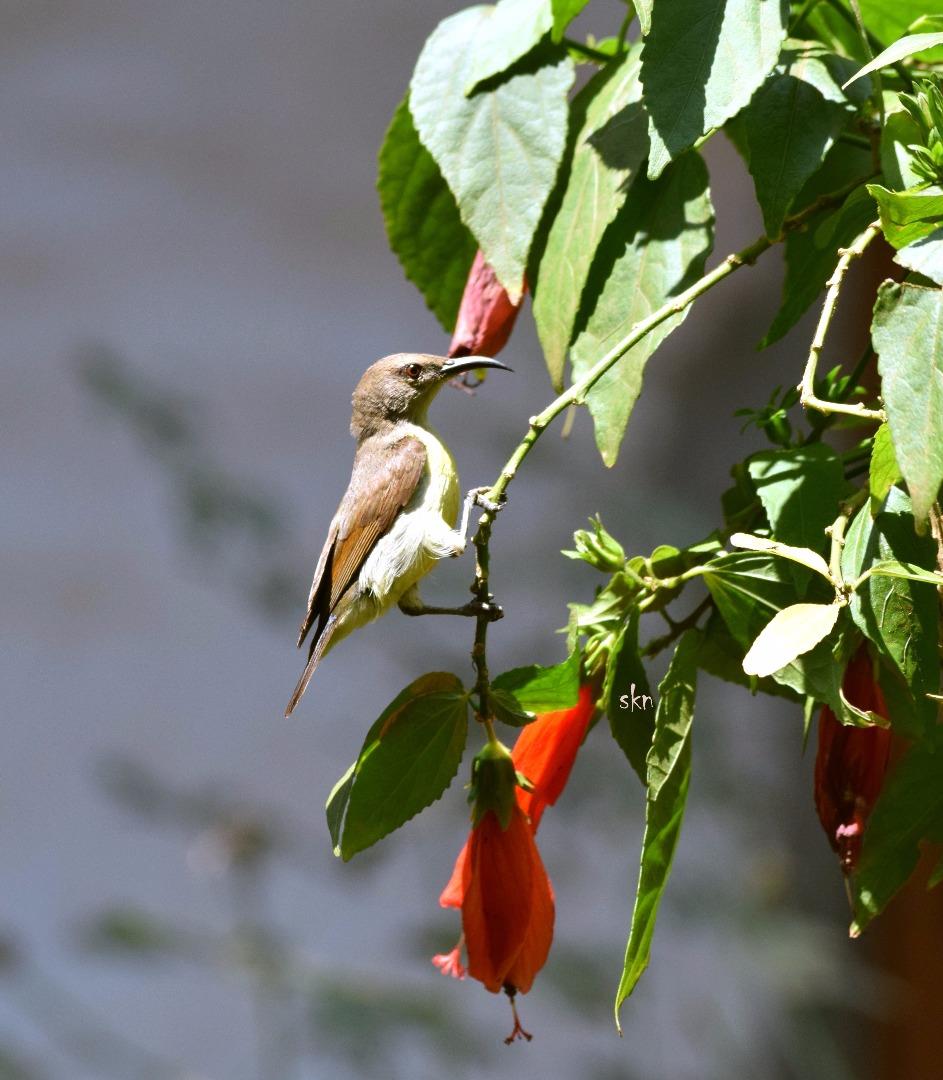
[471,486,505,515]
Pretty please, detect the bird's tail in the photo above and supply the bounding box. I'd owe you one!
[285,615,339,717]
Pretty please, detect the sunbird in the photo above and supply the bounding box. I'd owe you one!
[285,353,511,716]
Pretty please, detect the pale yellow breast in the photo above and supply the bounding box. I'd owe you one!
[401,421,460,525]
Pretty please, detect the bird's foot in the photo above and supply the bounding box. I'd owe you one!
[470,486,506,515]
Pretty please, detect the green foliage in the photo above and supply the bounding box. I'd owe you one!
[741,40,866,236]
[534,48,648,386]
[409,6,574,302]
[762,181,876,347]
[640,0,787,179]
[466,0,554,92]
[841,491,940,736]
[868,183,943,247]
[872,283,943,524]
[747,444,847,571]
[551,0,591,42]
[614,631,699,1026]
[605,609,654,784]
[491,648,581,713]
[377,96,477,332]
[368,0,943,1032]
[327,673,469,860]
[869,422,902,513]
[571,152,715,465]
[851,731,943,934]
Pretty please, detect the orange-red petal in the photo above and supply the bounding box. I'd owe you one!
[513,683,596,830]
[462,806,536,993]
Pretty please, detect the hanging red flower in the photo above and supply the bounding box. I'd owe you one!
[813,646,892,873]
[448,250,523,360]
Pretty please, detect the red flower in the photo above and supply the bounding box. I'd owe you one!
[435,684,598,1001]
[452,801,554,995]
[513,682,597,831]
[448,250,523,360]
[813,646,892,873]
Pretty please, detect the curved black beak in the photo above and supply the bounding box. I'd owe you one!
[439,355,513,378]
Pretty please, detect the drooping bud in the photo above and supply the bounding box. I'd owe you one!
[448,250,523,360]
[813,646,892,873]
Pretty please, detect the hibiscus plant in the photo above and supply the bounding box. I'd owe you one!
[325,0,943,1041]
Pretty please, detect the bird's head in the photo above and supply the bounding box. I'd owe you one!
[351,353,511,437]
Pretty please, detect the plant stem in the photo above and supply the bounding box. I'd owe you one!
[827,488,869,593]
[463,172,875,723]
[642,596,712,658]
[562,37,622,63]
[799,220,886,422]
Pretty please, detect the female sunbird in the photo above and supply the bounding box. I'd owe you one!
[285,353,510,715]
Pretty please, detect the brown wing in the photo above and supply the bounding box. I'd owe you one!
[296,433,426,648]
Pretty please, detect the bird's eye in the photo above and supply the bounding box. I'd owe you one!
[405,363,422,380]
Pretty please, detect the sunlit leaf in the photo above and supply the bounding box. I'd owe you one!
[872,282,943,524]
[641,0,786,178]
[534,47,648,386]
[842,32,943,89]
[570,152,714,465]
[410,8,574,301]
[742,602,842,678]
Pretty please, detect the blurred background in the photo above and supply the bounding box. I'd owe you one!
[2,1,934,1077]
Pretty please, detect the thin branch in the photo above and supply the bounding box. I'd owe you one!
[562,37,623,63]
[642,595,712,659]
[461,172,876,726]
[799,220,886,422]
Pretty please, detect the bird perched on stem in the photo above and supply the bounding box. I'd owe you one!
[285,353,510,716]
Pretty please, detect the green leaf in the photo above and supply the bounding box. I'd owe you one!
[743,40,866,237]
[841,491,940,736]
[868,560,943,586]
[728,532,832,580]
[872,282,943,523]
[842,32,943,89]
[410,8,575,302]
[605,609,655,784]
[551,0,591,41]
[377,97,478,332]
[704,551,799,650]
[747,442,846,556]
[491,648,581,712]
[641,0,787,179]
[856,0,943,46]
[489,688,536,728]
[766,612,880,727]
[762,181,876,348]
[570,152,714,465]
[634,0,653,36]
[533,48,648,387]
[868,183,943,249]
[870,422,902,513]
[851,733,943,935]
[466,0,554,92]
[333,673,469,860]
[325,763,356,856]
[742,602,842,678]
[614,630,699,1028]
[894,227,943,284]
[881,105,925,192]
[697,610,804,695]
